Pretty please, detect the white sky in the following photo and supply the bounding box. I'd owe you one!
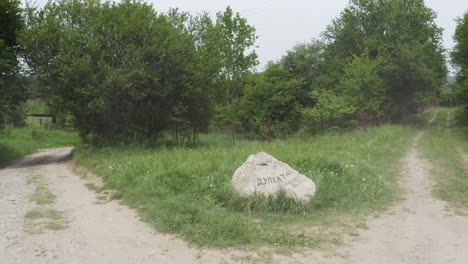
[29,0,468,71]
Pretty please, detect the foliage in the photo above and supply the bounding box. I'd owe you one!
[213,6,258,105]
[74,124,415,247]
[303,89,355,132]
[341,53,386,127]
[19,0,449,141]
[0,0,25,128]
[224,0,447,137]
[21,1,257,144]
[229,41,325,137]
[452,12,468,103]
[233,67,306,138]
[323,0,447,119]
[27,118,44,139]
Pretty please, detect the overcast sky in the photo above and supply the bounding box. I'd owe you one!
[29,0,467,71]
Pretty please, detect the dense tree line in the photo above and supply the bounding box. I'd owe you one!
[229,0,447,137]
[14,0,449,143]
[452,11,468,103]
[20,0,257,144]
[0,0,25,128]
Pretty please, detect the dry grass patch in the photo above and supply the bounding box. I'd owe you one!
[24,208,66,234]
[28,176,56,205]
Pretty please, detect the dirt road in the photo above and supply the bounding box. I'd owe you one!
[1,114,468,263]
[317,133,468,263]
[0,148,250,264]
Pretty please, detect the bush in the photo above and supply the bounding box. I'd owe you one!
[27,120,44,140]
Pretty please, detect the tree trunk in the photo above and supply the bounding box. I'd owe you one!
[358,112,368,132]
[267,118,272,144]
[320,111,324,136]
[230,124,235,146]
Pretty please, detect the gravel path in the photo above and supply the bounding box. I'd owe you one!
[0,156,35,260]
[317,131,468,263]
[0,148,254,264]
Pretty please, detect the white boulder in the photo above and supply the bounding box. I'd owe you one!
[231,152,316,203]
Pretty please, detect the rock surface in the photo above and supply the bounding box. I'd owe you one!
[231,152,316,202]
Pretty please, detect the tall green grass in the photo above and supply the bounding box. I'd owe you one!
[419,107,468,209]
[0,127,79,167]
[74,124,416,247]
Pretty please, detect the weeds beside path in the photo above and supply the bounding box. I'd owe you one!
[419,107,468,210]
[74,124,417,248]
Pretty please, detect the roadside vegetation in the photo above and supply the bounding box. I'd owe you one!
[419,107,468,210]
[0,127,79,167]
[1,0,466,250]
[75,125,416,247]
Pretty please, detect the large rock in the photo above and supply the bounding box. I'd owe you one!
[231,152,316,203]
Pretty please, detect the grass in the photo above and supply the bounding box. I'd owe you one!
[24,174,67,234]
[74,124,417,248]
[25,208,64,220]
[24,208,66,234]
[418,107,468,210]
[28,175,56,205]
[0,127,79,167]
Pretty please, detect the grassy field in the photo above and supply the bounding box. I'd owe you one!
[418,107,468,210]
[0,127,79,167]
[74,124,417,248]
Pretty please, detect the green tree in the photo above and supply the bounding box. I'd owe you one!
[213,6,258,105]
[22,0,201,143]
[303,89,355,134]
[0,0,24,127]
[21,1,258,144]
[232,63,306,138]
[230,41,327,137]
[280,40,325,88]
[323,0,447,119]
[340,53,386,128]
[302,53,384,133]
[452,11,468,103]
